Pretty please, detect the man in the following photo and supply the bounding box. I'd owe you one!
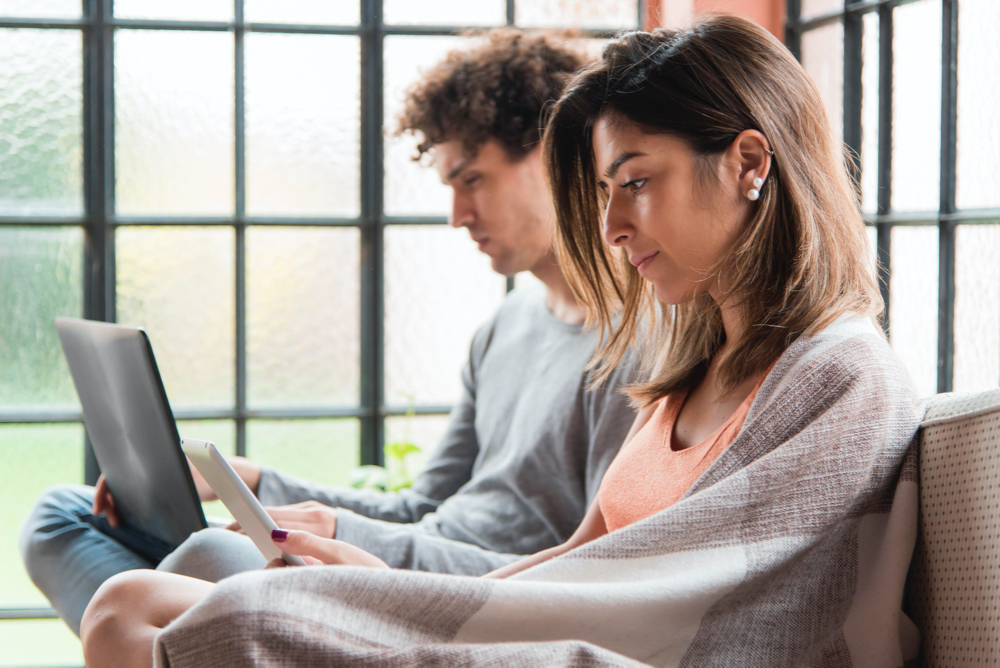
[20,29,637,636]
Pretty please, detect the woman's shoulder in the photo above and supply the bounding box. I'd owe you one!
[766,313,919,407]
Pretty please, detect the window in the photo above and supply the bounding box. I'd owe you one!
[0,0,640,663]
[788,0,1000,398]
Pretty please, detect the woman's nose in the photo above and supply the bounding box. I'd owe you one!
[602,201,632,247]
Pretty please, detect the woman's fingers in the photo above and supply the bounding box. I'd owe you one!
[270,530,389,569]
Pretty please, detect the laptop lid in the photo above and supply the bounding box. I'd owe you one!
[55,317,207,548]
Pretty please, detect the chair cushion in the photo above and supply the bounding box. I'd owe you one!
[906,388,1000,665]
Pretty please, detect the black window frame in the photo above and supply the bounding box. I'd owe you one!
[787,0,1000,395]
[0,0,643,626]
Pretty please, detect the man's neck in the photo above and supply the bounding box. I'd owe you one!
[530,254,586,325]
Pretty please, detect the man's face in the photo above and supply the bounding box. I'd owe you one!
[433,139,555,277]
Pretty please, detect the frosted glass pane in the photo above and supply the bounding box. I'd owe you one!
[801,0,843,19]
[860,12,880,214]
[953,225,1000,393]
[0,227,83,408]
[176,419,236,455]
[115,30,235,216]
[385,0,504,26]
[0,29,82,216]
[865,225,878,279]
[245,0,359,24]
[889,226,938,397]
[891,0,941,212]
[384,36,470,217]
[116,227,235,409]
[0,423,83,607]
[384,225,507,405]
[247,419,359,489]
[516,0,638,29]
[0,0,79,18]
[245,34,360,217]
[114,0,232,21]
[801,21,844,148]
[384,413,450,478]
[247,227,360,407]
[0,619,84,666]
[956,0,1000,210]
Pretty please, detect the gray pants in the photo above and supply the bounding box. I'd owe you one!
[18,484,266,636]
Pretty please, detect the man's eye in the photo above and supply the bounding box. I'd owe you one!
[464,175,481,187]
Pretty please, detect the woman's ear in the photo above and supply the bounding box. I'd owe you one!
[729,130,772,201]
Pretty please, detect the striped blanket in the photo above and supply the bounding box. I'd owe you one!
[155,316,923,667]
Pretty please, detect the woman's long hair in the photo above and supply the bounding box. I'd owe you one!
[544,14,881,406]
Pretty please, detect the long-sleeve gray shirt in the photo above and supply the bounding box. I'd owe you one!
[257,285,637,575]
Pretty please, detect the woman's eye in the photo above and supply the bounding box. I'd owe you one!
[621,178,647,195]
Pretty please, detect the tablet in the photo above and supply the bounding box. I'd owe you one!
[181,439,306,566]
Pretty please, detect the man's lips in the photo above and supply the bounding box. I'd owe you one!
[629,251,658,273]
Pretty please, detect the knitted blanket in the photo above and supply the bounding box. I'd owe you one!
[155,316,923,667]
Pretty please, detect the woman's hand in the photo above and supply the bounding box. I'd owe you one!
[264,530,390,570]
[227,501,337,538]
[91,474,120,528]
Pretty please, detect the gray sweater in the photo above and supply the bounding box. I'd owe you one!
[257,285,636,575]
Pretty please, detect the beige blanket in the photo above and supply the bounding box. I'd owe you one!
[155,316,923,667]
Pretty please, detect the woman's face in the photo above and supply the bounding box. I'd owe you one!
[591,116,751,306]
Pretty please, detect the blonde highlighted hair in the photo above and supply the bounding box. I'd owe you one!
[544,15,881,406]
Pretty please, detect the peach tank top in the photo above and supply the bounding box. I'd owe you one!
[598,368,772,533]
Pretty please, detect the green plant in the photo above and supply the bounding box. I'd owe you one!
[350,398,422,492]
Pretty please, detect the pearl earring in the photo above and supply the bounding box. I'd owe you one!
[747,188,760,201]
[753,177,764,188]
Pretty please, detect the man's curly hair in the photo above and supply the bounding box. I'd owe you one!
[396,29,587,161]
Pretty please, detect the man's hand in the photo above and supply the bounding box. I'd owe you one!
[263,530,389,570]
[227,501,337,539]
[91,474,120,528]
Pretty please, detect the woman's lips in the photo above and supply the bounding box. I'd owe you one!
[630,251,658,275]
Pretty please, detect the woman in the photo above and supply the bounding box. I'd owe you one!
[82,16,922,667]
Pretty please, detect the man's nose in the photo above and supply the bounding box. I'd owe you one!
[449,190,474,228]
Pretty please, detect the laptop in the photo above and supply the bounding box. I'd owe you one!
[55,317,207,552]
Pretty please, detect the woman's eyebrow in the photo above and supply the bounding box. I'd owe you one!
[604,151,647,179]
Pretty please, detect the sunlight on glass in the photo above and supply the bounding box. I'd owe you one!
[800,0,843,19]
[245,0,359,24]
[953,225,1000,392]
[0,29,82,216]
[860,12,880,215]
[0,0,79,18]
[889,226,939,397]
[0,423,83,609]
[116,227,235,409]
[247,227,360,408]
[800,20,844,148]
[0,227,83,409]
[245,34,360,217]
[516,0,637,29]
[115,30,234,216]
[384,0,504,26]
[247,419,359,488]
[383,35,471,217]
[384,225,507,406]
[114,0,232,21]
[956,0,1000,210]
[891,0,941,213]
